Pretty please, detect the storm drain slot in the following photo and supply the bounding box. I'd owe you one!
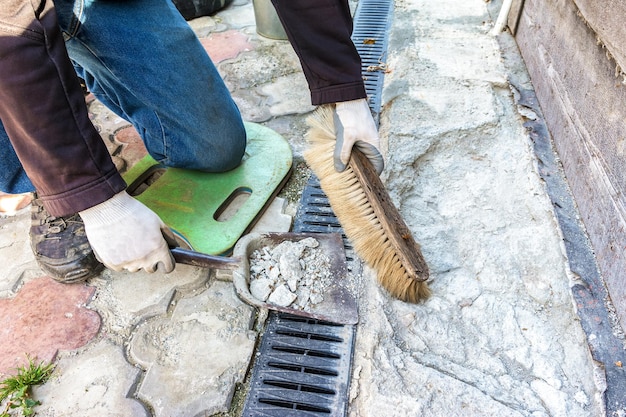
[293,176,343,235]
[242,0,393,415]
[352,0,394,120]
[241,314,356,417]
[293,176,354,262]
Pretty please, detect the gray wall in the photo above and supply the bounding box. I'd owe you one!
[512,0,626,328]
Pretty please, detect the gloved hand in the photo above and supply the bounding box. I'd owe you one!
[333,98,385,174]
[79,191,175,273]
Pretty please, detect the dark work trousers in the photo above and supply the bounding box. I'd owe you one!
[272,0,367,105]
[0,0,126,216]
[0,0,365,216]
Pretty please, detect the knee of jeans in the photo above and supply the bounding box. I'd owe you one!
[158,121,246,172]
[209,126,247,172]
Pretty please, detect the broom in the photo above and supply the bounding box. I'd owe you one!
[304,106,430,302]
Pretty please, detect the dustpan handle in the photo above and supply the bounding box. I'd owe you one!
[171,247,240,270]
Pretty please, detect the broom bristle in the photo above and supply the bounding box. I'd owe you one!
[304,106,430,302]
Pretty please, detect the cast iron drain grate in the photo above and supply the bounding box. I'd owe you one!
[241,0,393,415]
[241,314,356,417]
[352,0,394,121]
[293,176,342,236]
[293,176,355,262]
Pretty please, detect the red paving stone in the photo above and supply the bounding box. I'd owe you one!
[0,277,100,377]
[200,30,253,63]
[113,125,149,168]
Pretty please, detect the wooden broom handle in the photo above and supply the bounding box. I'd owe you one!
[349,149,429,282]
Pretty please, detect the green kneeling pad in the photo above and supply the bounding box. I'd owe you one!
[123,122,292,255]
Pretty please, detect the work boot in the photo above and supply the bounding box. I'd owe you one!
[30,197,103,283]
[171,0,233,20]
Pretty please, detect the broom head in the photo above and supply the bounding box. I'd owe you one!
[304,106,430,302]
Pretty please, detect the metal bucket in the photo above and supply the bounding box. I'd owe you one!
[252,0,288,40]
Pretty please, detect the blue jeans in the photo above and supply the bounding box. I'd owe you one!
[0,0,246,195]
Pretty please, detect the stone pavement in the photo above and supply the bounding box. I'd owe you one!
[0,0,623,416]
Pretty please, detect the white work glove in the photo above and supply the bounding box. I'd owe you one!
[333,98,385,174]
[79,191,175,273]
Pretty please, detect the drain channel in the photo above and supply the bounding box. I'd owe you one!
[241,0,393,415]
[241,314,356,417]
[293,177,354,262]
[352,0,394,119]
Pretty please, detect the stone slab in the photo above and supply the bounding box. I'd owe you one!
[128,280,256,417]
[0,278,100,377]
[33,339,148,417]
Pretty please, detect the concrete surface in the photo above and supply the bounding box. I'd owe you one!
[0,0,623,416]
[514,0,626,332]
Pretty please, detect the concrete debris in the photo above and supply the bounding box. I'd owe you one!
[248,238,332,311]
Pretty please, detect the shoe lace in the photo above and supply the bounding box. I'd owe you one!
[32,200,81,237]
[46,217,69,234]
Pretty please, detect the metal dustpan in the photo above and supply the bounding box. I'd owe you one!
[171,232,358,325]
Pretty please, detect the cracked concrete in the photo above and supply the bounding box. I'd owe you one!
[346,1,606,416]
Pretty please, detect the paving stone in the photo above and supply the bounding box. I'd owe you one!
[261,72,316,117]
[128,280,256,417]
[187,16,223,38]
[111,125,148,171]
[200,30,253,64]
[33,339,148,417]
[89,265,209,343]
[230,88,273,123]
[0,210,39,295]
[219,41,300,91]
[0,278,100,376]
